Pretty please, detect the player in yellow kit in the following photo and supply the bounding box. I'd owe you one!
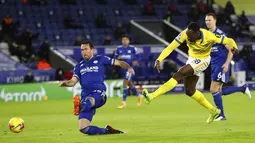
[142,22,238,124]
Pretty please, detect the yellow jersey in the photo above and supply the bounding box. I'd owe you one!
[157,28,238,62]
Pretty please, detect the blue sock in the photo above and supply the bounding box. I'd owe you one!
[80,99,92,112]
[130,86,139,96]
[213,92,225,117]
[222,86,244,96]
[122,87,128,102]
[80,126,108,135]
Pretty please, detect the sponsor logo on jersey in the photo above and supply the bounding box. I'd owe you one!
[93,60,98,64]
[120,55,132,59]
[80,66,99,74]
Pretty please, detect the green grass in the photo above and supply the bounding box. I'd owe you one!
[0,92,255,143]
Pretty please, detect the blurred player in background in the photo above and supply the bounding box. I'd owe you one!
[114,34,143,108]
[142,22,238,124]
[205,13,252,121]
[59,41,135,135]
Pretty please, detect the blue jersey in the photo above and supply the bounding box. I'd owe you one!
[73,55,115,96]
[210,28,228,65]
[210,28,230,83]
[114,45,141,65]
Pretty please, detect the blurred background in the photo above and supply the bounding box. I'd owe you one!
[0,0,255,93]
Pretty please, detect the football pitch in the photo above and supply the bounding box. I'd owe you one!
[0,92,255,143]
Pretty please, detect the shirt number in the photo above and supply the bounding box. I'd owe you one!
[194,59,201,64]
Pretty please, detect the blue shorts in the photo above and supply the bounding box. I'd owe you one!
[121,69,134,81]
[78,90,107,121]
[211,65,230,83]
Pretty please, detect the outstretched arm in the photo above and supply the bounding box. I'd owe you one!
[59,76,79,87]
[211,33,238,55]
[114,60,135,75]
[154,40,181,73]
[156,40,181,62]
[155,30,186,72]
[222,37,238,55]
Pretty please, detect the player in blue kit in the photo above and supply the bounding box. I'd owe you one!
[114,34,143,108]
[59,41,135,135]
[205,13,252,121]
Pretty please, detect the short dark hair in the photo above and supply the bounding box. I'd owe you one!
[82,41,94,49]
[187,22,200,32]
[206,13,217,20]
[122,34,130,39]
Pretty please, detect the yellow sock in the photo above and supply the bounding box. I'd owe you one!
[191,90,216,113]
[151,78,178,99]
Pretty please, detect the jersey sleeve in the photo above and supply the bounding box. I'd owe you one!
[73,64,80,80]
[209,32,238,50]
[174,30,187,44]
[101,55,115,65]
[156,30,186,62]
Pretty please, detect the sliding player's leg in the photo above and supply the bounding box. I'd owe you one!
[79,92,123,135]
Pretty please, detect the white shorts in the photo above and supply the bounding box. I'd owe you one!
[186,56,211,76]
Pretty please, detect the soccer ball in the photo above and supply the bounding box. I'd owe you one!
[8,117,25,133]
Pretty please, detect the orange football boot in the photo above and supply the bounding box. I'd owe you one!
[137,95,143,106]
[118,102,126,109]
[73,95,80,116]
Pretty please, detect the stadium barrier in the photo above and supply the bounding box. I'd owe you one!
[0,75,206,103]
[0,69,56,84]
[0,80,129,102]
[0,80,120,103]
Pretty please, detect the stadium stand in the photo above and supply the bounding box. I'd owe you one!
[0,0,254,85]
